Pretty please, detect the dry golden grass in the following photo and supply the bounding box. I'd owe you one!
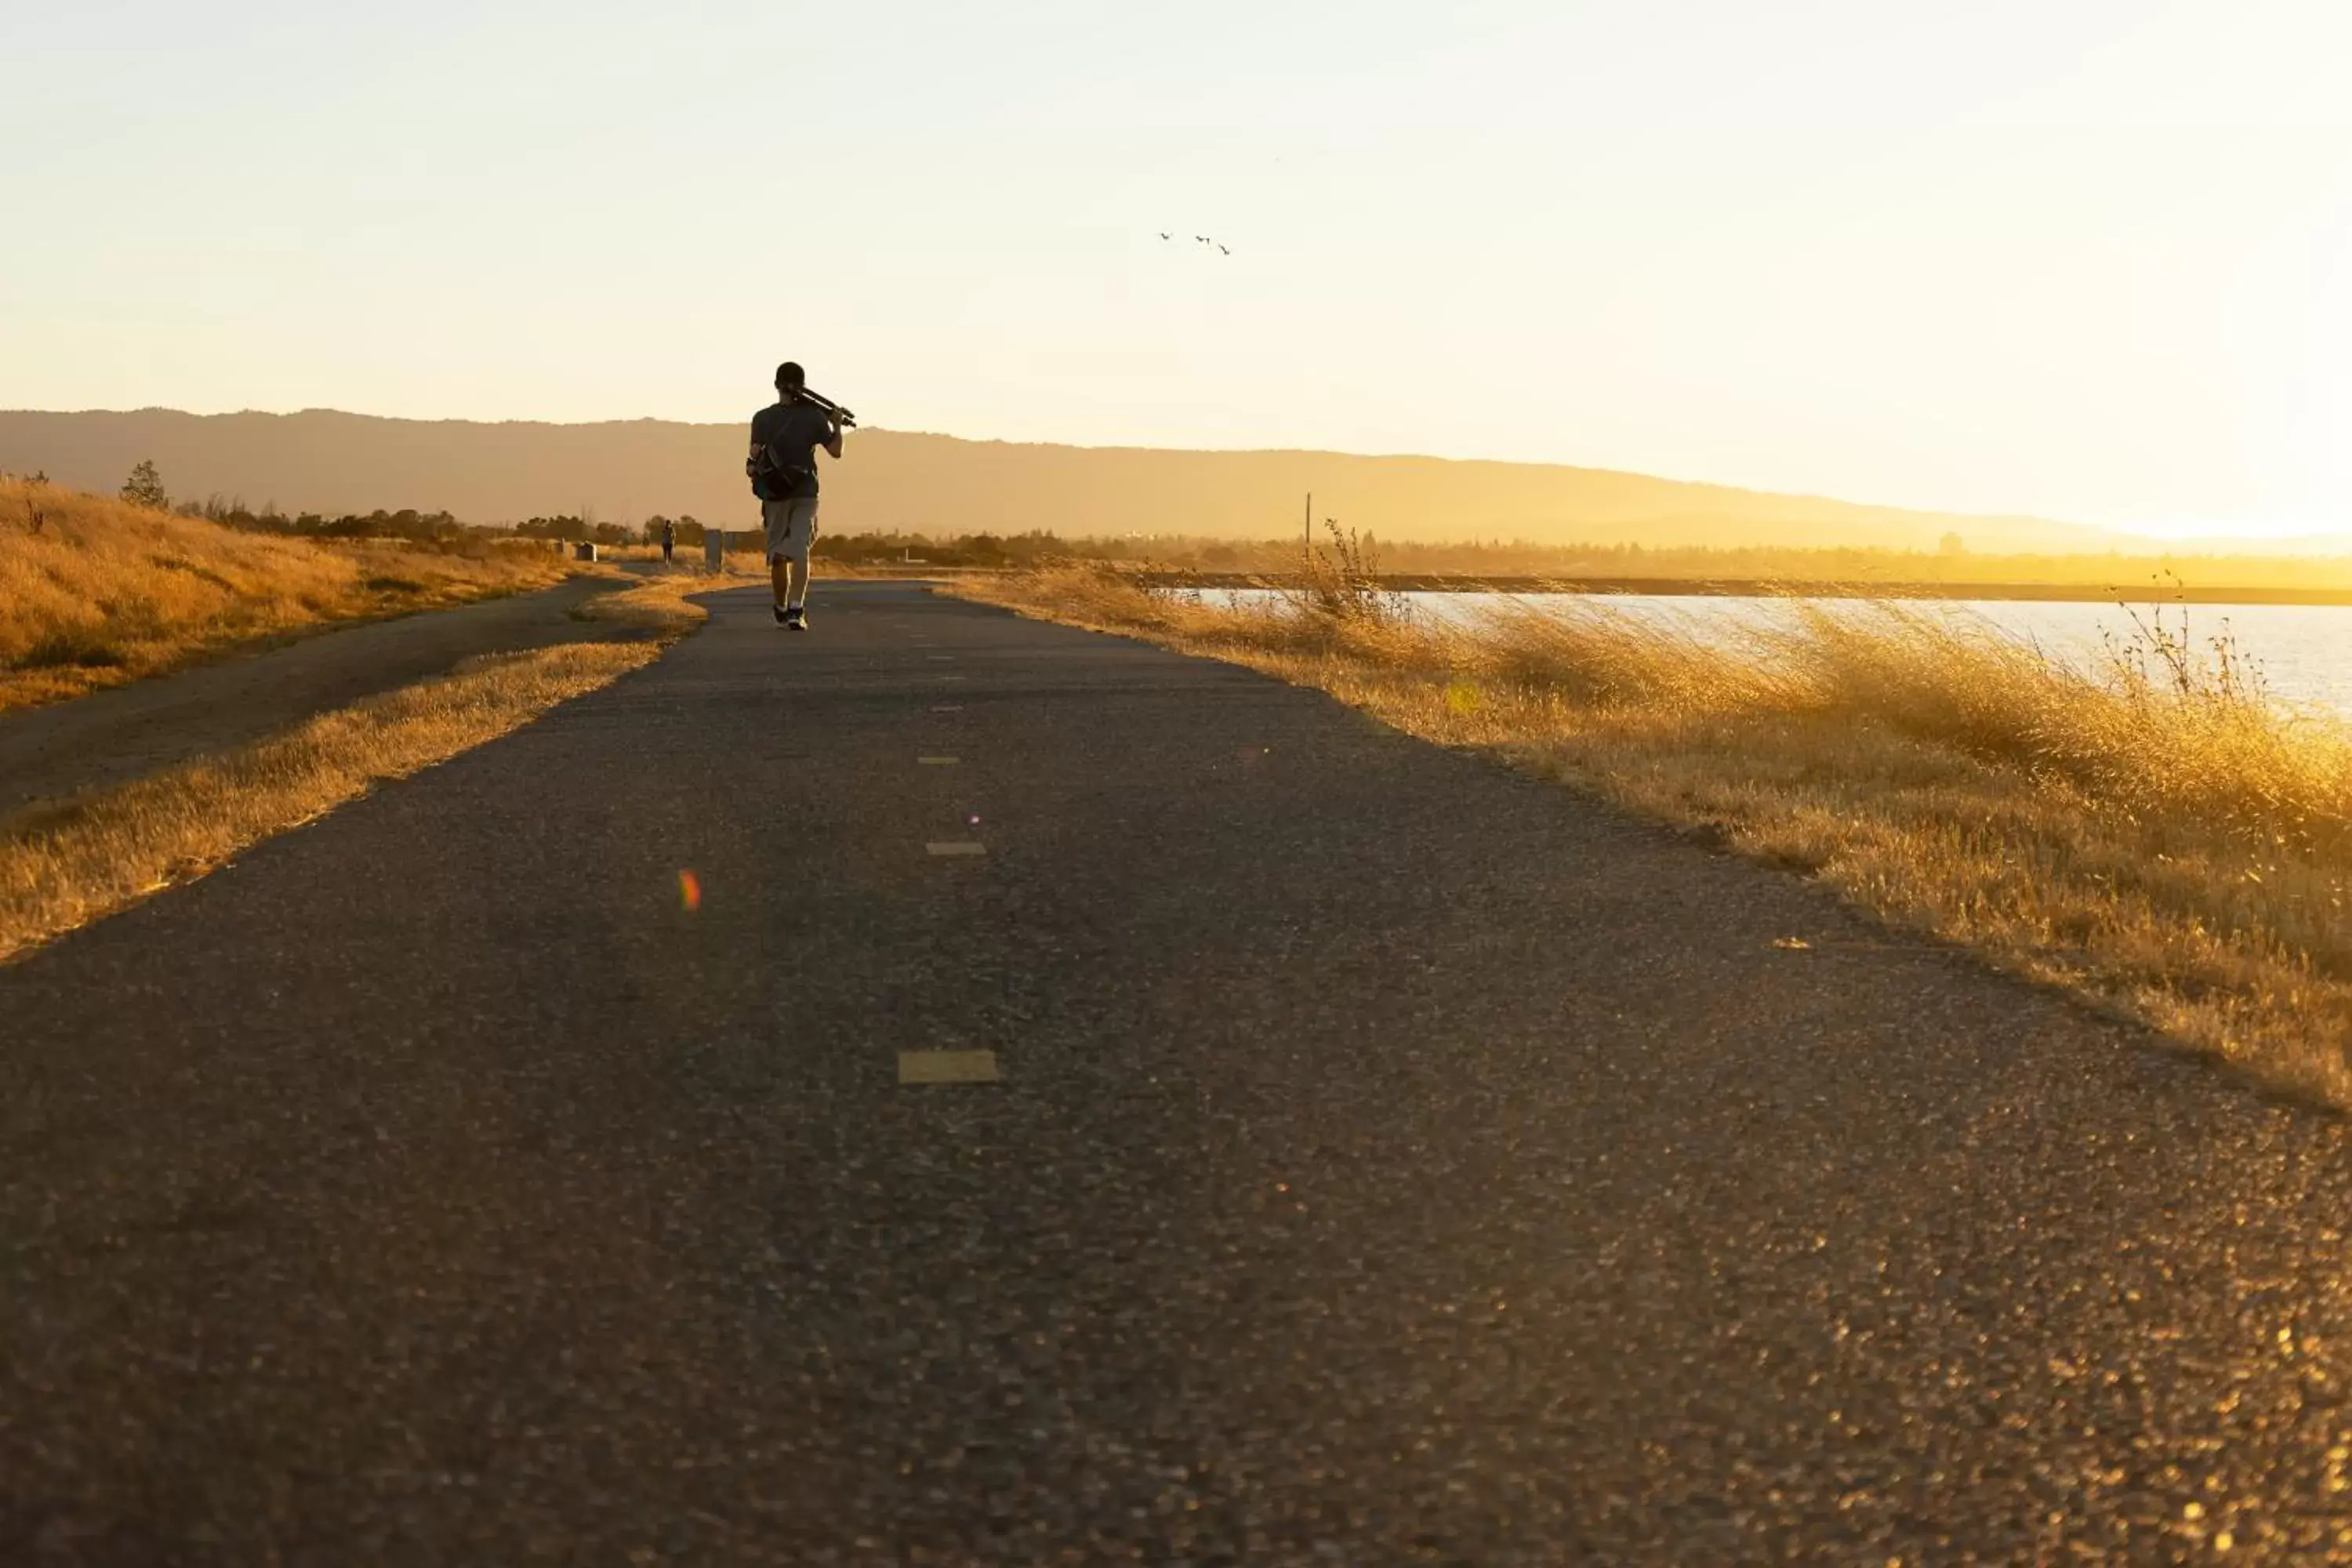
[0,574,717,964]
[566,561,746,633]
[597,543,736,564]
[0,477,570,710]
[955,565,2352,1106]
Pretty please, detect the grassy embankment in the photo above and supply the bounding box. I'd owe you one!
[0,477,572,711]
[956,558,2352,1107]
[0,524,732,964]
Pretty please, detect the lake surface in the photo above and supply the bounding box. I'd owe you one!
[1212,590,2352,719]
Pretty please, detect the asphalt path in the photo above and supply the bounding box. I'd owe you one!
[0,573,622,818]
[5,581,2351,1563]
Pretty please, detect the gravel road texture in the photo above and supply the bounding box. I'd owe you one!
[0,574,620,818]
[5,582,2350,1563]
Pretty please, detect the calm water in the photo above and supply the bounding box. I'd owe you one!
[1214,590,2352,719]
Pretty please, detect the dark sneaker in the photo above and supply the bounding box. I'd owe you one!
[786,606,808,631]
[773,604,789,625]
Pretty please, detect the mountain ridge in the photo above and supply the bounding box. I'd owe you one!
[0,407,2125,552]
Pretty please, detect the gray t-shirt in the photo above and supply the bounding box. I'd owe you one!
[750,401,833,499]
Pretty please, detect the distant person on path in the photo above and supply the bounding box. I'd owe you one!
[659,517,676,563]
[747,361,844,630]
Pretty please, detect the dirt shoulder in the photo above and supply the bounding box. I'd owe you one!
[0,573,638,816]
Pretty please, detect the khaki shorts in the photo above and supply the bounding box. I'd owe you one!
[761,496,818,565]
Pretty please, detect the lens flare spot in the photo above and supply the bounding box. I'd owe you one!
[678,869,702,912]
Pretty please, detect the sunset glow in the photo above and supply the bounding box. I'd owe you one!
[3,2,2348,535]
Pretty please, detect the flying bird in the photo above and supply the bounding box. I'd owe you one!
[1159,232,1171,239]
[1217,244,1229,255]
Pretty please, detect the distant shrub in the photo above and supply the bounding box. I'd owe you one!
[120,459,169,511]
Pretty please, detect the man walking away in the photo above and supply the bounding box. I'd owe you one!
[659,517,676,564]
[747,362,844,630]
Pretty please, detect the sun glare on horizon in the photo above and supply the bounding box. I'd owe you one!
[2,1,2349,536]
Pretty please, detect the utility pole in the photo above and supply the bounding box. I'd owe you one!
[1304,491,1312,556]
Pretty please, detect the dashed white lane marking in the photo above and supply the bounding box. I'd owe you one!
[926,841,986,857]
[938,675,967,682]
[926,655,955,662]
[931,704,963,712]
[898,1050,1000,1085]
[917,756,960,766]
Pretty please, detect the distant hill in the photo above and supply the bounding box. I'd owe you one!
[0,407,2123,552]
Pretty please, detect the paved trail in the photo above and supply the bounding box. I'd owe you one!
[5,583,2350,1564]
[0,573,623,817]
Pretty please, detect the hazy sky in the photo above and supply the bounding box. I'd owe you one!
[4,1,2349,534]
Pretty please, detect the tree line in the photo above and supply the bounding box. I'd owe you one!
[113,459,708,547]
[102,459,2190,585]
[109,459,1079,564]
